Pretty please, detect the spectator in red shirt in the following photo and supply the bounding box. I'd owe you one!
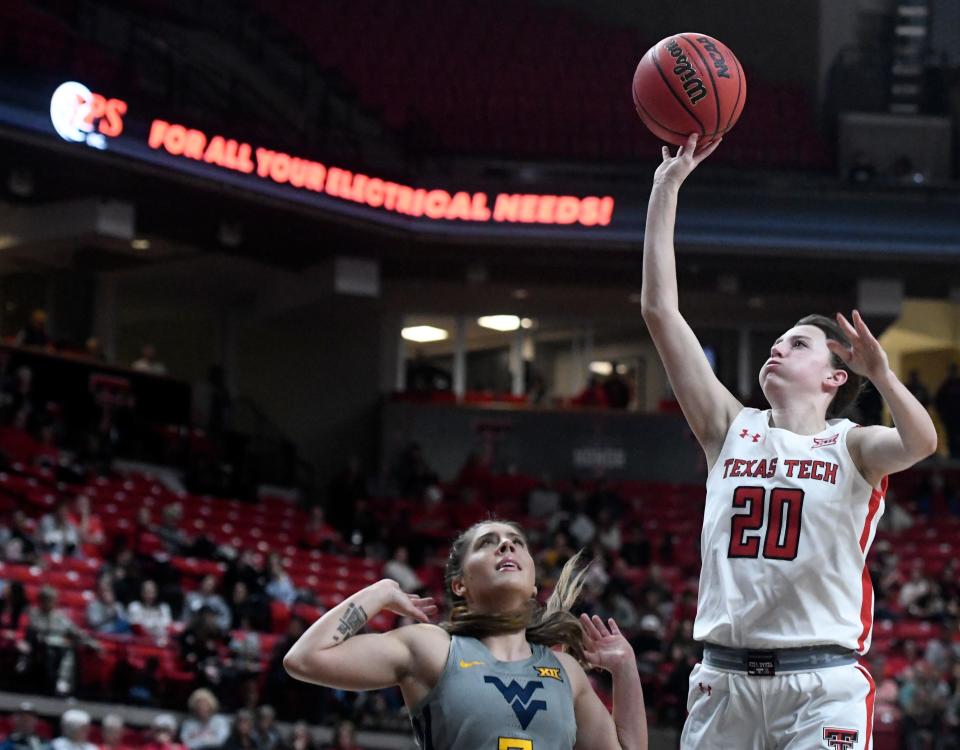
[299,507,340,551]
[572,376,609,408]
[884,639,919,679]
[71,495,104,554]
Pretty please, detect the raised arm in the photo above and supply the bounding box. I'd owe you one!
[641,133,742,463]
[830,311,938,486]
[562,615,647,750]
[283,579,439,692]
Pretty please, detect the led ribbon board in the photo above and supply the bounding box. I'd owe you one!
[43,81,615,229]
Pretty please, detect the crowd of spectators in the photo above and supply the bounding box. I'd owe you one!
[0,340,958,747]
[0,314,257,499]
[0,699,366,750]
[0,441,411,744]
[9,309,168,379]
[0,491,349,709]
[378,446,960,745]
[3,432,960,747]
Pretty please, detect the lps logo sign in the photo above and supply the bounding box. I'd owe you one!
[50,81,127,149]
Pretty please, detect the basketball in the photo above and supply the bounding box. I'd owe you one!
[632,33,746,146]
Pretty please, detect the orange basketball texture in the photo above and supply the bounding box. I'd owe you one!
[632,33,747,146]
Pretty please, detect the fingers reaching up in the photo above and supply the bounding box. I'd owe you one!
[580,613,634,673]
[655,133,723,188]
[827,310,890,381]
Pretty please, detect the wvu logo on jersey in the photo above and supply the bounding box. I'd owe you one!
[484,677,547,729]
[822,727,859,749]
[534,666,562,681]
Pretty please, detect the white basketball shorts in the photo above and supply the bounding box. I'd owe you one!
[680,661,876,749]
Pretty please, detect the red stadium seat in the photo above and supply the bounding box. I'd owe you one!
[892,620,940,641]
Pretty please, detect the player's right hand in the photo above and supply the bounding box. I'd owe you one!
[375,579,438,623]
[653,133,722,190]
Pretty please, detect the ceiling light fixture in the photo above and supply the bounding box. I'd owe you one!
[478,315,521,332]
[401,326,449,343]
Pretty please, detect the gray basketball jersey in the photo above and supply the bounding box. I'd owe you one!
[409,635,577,750]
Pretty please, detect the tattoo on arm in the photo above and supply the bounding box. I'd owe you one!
[332,603,368,642]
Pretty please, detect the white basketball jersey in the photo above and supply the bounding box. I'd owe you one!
[693,408,887,654]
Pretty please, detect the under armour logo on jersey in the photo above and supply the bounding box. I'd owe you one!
[822,727,859,749]
[739,428,761,442]
[697,682,712,696]
[812,434,840,449]
[484,676,547,729]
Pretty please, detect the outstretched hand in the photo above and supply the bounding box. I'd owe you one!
[653,133,722,190]
[580,614,636,674]
[827,310,891,382]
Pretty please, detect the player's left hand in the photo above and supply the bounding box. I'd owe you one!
[827,310,890,382]
[580,614,635,674]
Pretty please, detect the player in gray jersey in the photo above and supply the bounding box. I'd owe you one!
[283,519,647,750]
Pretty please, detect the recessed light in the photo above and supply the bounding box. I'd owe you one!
[401,326,449,343]
[478,315,521,332]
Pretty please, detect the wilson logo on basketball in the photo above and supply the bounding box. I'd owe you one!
[665,39,707,104]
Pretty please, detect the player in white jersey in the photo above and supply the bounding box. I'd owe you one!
[641,133,938,749]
